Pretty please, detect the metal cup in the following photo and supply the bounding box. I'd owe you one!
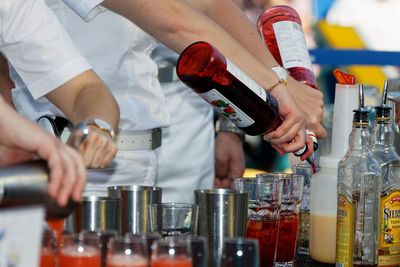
[108,185,162,234]
[194,189,248,267]
[0,160,77,219]
[65,196,121,233]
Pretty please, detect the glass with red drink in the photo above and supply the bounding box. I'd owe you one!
[151,236,192,267]
[39,229,56,267]
[59,232,102,267]
[256,173,304,267]
[234,177,283,267]
[106,235,148,267]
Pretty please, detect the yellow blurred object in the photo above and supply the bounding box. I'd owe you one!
[317,21,387,91]
[243,168,293,177]
[243,168,266,178]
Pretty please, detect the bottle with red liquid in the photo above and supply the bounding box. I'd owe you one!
[176,41,281,136]
[258,5,318,89]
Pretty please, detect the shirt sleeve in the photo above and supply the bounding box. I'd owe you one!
[0,0,92,100]
[62,0,107,21]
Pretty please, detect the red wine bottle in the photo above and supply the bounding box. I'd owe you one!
[176,41,281,136]
[258,5,318,89]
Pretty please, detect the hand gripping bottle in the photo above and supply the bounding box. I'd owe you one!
[176,41,314,161]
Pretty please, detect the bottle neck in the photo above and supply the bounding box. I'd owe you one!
[347,124,371,153]
[371,118,395,152]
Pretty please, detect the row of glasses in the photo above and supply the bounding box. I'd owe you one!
[235,173,304,267]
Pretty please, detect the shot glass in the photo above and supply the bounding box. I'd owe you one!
[234,177,283,267]
[82,229,118,267]
[256,173,304,267]
[59,232,102,267]
[39,229,56,267]
[293,163,320,255]
[106,235,148,267]
[221,237,259,267]
[151,236,192,267]
[148,203,198,237]
[125,232,161,267]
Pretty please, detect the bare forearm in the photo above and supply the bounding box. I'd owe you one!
[0,53,15,106]
[101,0,280,91]
[45,70,119,131]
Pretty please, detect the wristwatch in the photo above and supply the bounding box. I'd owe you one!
[84,118,115,140]
[215,118,246,142]
[268,66,289,90]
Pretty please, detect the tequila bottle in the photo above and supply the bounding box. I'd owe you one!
[336,85,381,267]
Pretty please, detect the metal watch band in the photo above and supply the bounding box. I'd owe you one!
[215,118,246,142]
[84,118,115,140]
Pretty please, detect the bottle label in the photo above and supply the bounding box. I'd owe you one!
[336,194,354,267]
[378,191,400,266]
[199,89,255,127]
[225,59,267,102]
[272,21,313,71]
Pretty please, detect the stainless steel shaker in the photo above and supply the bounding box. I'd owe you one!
[194,189,248,267]
[0,160,77,218]
[108,185,162,234]
[65,196,121,233]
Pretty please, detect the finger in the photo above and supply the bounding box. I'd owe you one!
[271,144,285,155]
[80,133,97,167]
[214,177,223,188]
[89,135,109,168]
[265,117,304,145]
[221,178,232,189]
[56,150,77,206]
[215,156,229,179]
[99,139,118,168]
[299,137,314,161]
[46,146,64,199]
[277,130,306,153]
[66,147,87,202]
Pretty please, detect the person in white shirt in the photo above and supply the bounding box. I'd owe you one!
[0,96,86,207]
[0,0,120,206]
[1,0,120,171]
[4,0,325,200]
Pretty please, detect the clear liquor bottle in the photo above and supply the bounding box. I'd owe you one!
[336,89,381,267]
[371,82,400,267]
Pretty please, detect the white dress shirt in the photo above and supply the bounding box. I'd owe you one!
[9,0,171,194]
[0,0,91,100]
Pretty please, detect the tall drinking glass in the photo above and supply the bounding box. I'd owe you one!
[293,163,319,255]
[148,203,198,237]
[106,235,148,267]
[256,173,304,267]
[151,237,192,267]
[83,229,118,267]
[221,237,259,267]
[39,229,56,267]
[125,232,161,267]
[59,232,102,267]
[234,177,283,267]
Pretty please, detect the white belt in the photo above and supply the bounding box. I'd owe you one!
[115,128,162,150]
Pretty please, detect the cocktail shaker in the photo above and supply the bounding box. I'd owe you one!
[0,160,77,218]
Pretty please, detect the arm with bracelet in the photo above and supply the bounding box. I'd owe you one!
[214,116,245,189]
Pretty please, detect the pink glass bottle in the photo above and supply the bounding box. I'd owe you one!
[258,5,318,89]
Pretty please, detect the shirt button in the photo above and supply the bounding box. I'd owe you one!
[151,79,157,87]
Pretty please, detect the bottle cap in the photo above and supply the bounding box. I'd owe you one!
[375,105,391,119]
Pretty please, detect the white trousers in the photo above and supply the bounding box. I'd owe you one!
[155,80,215,203]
